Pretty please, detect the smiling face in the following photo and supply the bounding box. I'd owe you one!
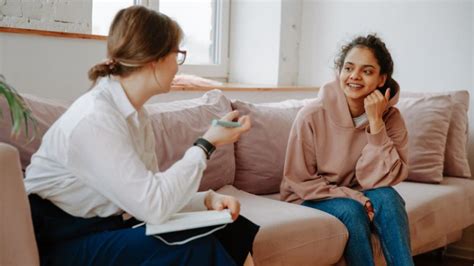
[339,46,387,102]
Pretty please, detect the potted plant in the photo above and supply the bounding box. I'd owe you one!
[0,74,37,139]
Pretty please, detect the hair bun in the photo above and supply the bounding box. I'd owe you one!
[104,58,118,69]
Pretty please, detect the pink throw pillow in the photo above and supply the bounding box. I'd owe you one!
[231,99,314,194]
[146,90,235,191]
[401,91,471,178]
[0,94,68,169]
[396,95,453,183]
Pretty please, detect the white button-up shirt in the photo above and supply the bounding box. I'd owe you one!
[25,77,208,224]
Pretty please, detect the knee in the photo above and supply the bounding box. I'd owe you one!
[338,200,370,228]
[146,235,231,265]
[367,187,406,213]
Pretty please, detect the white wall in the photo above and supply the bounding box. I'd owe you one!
[298,0,472,90]
[0,0,92,33]
[298,0,473,161]
[0,32,105,100]
[278,0,302,85]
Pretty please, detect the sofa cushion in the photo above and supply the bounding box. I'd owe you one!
[394,177,474,255]
[231,99,313,194]
[0,143,39,266]
[146,90,235,191]
[443,92,471,178]
[396,95,453,183]
[402,91,471,178]
[262,177,474,263]
[217,185,348,266]
[0,94,68,169]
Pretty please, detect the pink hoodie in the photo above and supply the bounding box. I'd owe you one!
[280,79,408,205]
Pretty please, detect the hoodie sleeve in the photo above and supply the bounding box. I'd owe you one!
[355,107,409,188]
[281,113,369,206]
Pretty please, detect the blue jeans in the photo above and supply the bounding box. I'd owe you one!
[302,187,414,266]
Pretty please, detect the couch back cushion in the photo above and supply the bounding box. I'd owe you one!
[401,90,471,178]
[232,90,470,193]
[146,90,235,191]
[0,90,236,191]
[231,99,313,194]
[396,95,453,183]
[0,95,67,169]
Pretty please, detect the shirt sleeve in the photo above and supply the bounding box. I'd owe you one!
[282,114,369,206]
[66,114,207,224]
[179,191,210,212]
[355,108,409,189]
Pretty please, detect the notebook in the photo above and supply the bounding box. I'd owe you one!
[145,209,233,235]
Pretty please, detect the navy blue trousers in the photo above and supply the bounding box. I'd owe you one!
[29,194,259,266]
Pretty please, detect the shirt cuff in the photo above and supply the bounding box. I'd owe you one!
[179,191,210,212]
[365,125,389,146]
[186,146,208,164]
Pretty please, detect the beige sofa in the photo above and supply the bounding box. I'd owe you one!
[1,88,473,266]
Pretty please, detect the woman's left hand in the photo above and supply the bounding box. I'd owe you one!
[205,190,240,221]
[364,88,390,134]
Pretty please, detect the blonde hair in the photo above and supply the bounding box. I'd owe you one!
[88,6,183,84]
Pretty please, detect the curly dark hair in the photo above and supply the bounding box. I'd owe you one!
[334,34,395,94]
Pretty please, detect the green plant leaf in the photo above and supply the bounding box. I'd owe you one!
[0,76,38,139]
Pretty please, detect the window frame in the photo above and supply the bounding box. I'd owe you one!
[144,0,229,79]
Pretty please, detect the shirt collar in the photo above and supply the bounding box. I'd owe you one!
[100,77,140,125]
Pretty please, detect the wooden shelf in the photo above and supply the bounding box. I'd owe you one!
[0,27,106,41]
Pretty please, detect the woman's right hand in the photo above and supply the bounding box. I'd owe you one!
[202,110,251,146]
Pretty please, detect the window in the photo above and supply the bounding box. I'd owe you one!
[92,0,134,36]
[92,0,229,79]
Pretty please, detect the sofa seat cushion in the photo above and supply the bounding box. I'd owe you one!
[217,185,348,266]
[394,177,474,254]
[260,178,474,262]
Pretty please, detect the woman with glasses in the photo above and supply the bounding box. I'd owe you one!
[24,6,258,266]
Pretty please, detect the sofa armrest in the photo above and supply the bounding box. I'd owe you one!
[0,142,39,266]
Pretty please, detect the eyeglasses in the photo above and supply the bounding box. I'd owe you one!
[176,49,187,65]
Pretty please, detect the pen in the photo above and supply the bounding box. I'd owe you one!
[211,119,241,128]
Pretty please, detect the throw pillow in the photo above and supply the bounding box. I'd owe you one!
[401,91,471,178]
[231,99,314,194]
[146,89,235,191]
[396,95,453,183]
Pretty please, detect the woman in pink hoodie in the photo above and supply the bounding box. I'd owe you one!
[281,34,413,266]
